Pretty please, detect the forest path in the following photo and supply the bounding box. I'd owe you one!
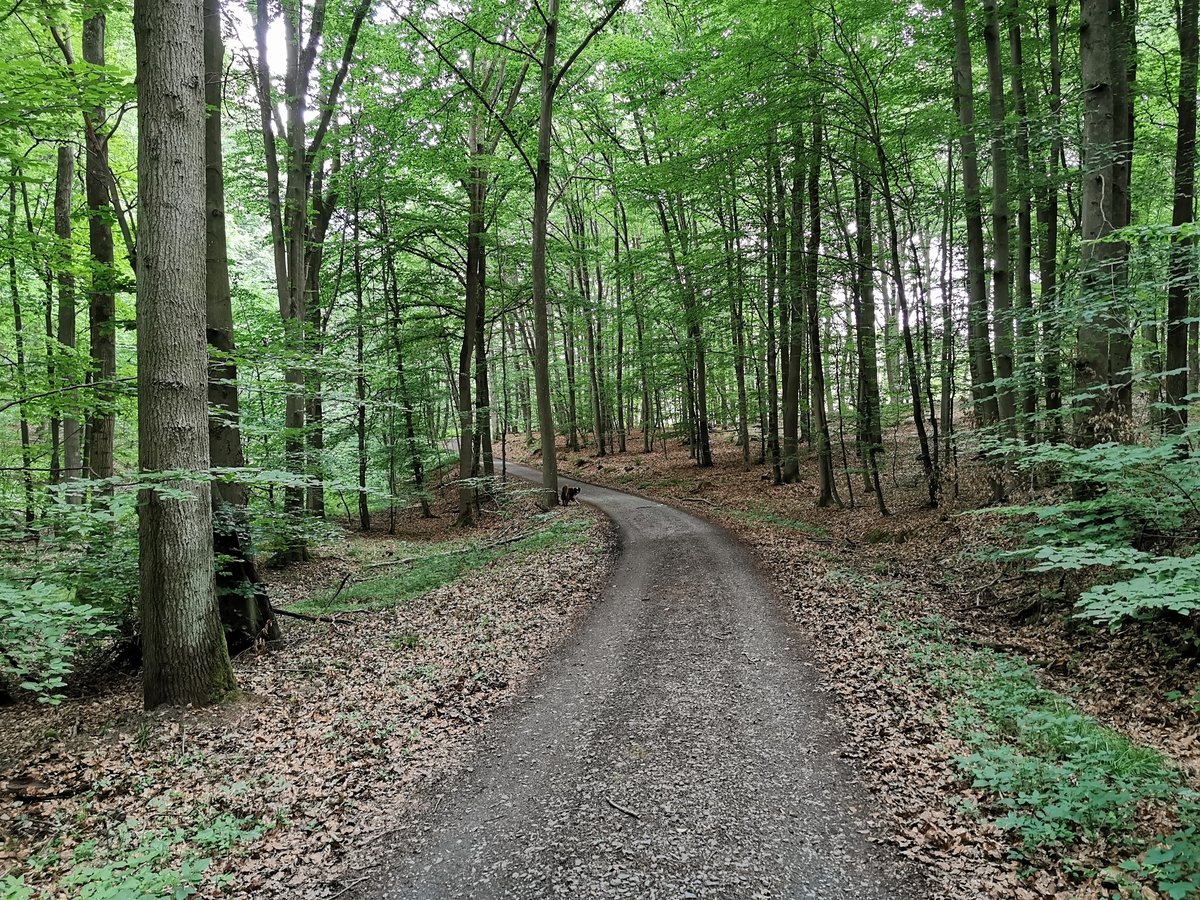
[356,465,924,900]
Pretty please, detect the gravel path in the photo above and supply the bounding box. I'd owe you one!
[353,467,927,899]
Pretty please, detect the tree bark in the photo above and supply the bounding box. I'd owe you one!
[805,119,839,508]
[950,0,1000,427]
[530,0,562,506]
[983,0,1017,436]
[135,0,236,708]
[1009,4,1039,437]
[853,157,886,514]
[83,12,116,486]
[1168,0,1199,434]
[1076,0,1124,445]
[7,174,33,523]
[205,0,278,652]
[54,146,82,498]
[1037,2,1065,438]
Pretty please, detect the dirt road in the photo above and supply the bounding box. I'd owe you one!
[353,466,925,899]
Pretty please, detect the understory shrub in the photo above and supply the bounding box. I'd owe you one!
[990,434,1200,632]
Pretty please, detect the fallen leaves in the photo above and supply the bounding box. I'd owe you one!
[0,491,616,899]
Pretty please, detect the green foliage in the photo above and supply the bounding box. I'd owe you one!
[898,618,1200,895]
[0,580,114,703]
[953,656,1172,847]
[993,436,1200,630]
[6,811,261,900]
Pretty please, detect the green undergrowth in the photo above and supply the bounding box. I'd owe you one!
[895,614,1200,898]
[726,505,830,537]
[2,810,263,900]
[296,516,593,614]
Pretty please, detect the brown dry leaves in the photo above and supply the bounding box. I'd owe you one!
[0,495,615,899]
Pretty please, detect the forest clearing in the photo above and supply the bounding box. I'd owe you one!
[4,0,1200,897]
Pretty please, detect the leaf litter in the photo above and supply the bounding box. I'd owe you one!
[0,486,616,899]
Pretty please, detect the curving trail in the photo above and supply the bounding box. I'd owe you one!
[355,465,925,900]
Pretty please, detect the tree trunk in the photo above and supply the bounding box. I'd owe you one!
[458,174,480,524]
[1009,6,1039,437]
[530,0,561,506]
[352,188,371,530]
[853,158,887,515]
[780,141,802,482]
[1109,0,1135,418]
[1168,0,1199,433]
[7,175,33,523]
[135,0,236,708]
[1038,2,1065,438]
[83,12,116,486]
[805,119,839,508]
[1076,0,1123,445]
[54,146,83,499]
[950,0,1000,427]
[765,159,782,484]
[205,0,278,652]
[983,0,1017,436]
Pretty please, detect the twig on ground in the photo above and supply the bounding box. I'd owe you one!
[274,609,339,624]
[605,796,641,819]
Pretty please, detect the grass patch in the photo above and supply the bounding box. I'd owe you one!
[894,615,1200,897]
[297,517,594,614]
[727,505,830,537]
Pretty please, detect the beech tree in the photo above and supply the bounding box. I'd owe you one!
[134,0,236,708]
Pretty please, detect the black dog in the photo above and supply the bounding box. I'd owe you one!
[560,486,581,506]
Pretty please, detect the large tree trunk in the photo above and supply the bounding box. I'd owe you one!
[1168,0,1199,434]
[458,173,481,524]
[1109,0,1135,418]
[765,158,782,484]
[1009,5,1039,438]
[352,190,371,530]
[205,0,278,653]
[854,158,886,514]
[135,0,236,708]
[83,13,116,486]
[779,144,802,482]
[950,0,1000,428]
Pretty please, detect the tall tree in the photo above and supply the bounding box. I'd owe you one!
[1167,0,1199,434]
[206,0,278,652]
[135,0,236,708]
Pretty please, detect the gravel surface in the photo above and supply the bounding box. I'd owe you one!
[353,467,928,899]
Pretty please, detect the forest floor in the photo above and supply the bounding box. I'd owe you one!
[498,430,1200,900]
[0,484,616,899]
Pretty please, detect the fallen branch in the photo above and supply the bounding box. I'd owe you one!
[274,608,338,624]
[677,496,717,508]
[605,796,640,819]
